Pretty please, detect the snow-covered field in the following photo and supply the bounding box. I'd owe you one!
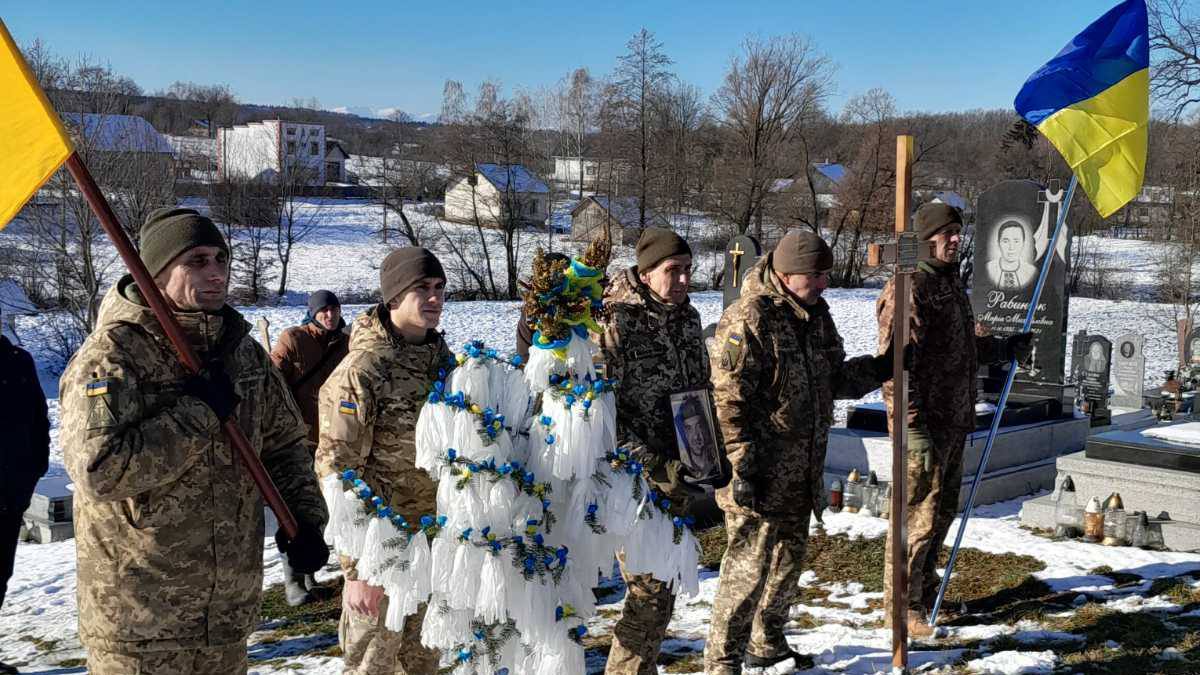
[3,199,1198,674]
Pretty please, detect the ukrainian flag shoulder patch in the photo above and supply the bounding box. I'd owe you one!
[338,400,358,415]
[85,379,110,397]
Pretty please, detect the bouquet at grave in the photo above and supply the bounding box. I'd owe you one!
[320,238,699,674]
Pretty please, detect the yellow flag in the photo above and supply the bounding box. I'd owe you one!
[0,19,73,230]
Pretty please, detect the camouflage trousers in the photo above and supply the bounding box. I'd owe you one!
[339,595,439,675]
[606,555,678,675]
[884,425,967,616]
[703,511,810,675]
[86,644,246,675]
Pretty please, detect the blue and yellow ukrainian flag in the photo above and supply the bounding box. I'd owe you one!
[0,19,73,230]
[1014,0,1148,218]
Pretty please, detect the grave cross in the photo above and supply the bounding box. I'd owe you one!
[865,135,935,672]
[728,241,746,288]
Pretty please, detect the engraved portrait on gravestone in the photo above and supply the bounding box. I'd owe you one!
[984,220,1038,290]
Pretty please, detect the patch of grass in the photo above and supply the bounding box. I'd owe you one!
[1050,604,1168,650]
[1089,565,1145,587]
[700,526,1049,623]
[1149,576,1200,606]
[19,635,60,653]
[255,580,343,651]
[937,547,1048,610]
[697,526,726,569]
[54,658,86,667]
[662,652,705,672]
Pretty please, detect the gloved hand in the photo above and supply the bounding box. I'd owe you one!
[1004,332,1035,363]
[182,362,241,421]
[276,522,330,575]
[872,342,915,382]
[653,460,704,512]
[730,477,756,511]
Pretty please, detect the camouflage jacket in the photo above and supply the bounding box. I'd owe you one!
[599,266,717,504]
[712,256,883,518]
[314,304,451,580]
[59,276,327,653]
[877,261,1006,433]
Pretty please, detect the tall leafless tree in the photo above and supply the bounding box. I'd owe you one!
[613,28,673,228]
[713,34,832,238]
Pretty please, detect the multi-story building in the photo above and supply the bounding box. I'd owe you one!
[217,120,327,186]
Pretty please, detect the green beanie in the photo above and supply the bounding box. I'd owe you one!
[140,207,229,277]
[915,203,963,241]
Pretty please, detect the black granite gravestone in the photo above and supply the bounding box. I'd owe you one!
[972,180,1072,407]
[722,234,762,309]
[1073,332,1112,415]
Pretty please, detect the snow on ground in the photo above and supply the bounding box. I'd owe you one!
[4,201,1199,673]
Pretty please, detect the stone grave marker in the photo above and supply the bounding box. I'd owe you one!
[1111,332,1146,410]
[722,233,762,309]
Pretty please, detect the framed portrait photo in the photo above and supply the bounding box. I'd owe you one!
[669,388,724,484]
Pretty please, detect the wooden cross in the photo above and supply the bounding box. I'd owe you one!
[866,135,935,671]
[728,241,746,288]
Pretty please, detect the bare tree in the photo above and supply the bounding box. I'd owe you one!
[713,34,832,238]
[165,81,238,137]
[369,110,438,246]
[563,68,598,195]
[10,52,170,351]
[613,28,674,228]
[1150,0,1200,120]
[210,177,276,304]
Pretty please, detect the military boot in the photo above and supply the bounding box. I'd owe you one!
[280,554,314,607]
[744,648,813,671]
[0,658,19,674]
[907,610,935,639]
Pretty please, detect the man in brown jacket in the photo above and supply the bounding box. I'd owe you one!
[314,247,452,675]
[705,231,893,675]
[59,208,329,675]
[877,203,1032,637]
[270,289,349,605]
[271,289,350,446]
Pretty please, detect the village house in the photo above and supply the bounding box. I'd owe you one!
[444,164,549,227]
[324,139,350,183]
[61,112,175,182]
[552,156,631,192]
[570,195,668,245]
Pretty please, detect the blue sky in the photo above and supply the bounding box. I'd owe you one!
[5,1,1121,120]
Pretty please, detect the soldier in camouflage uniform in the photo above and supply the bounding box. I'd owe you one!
[314,247,452,675]
[59,208,329,675]
[705,231,894,675]
[876,203,1032,637]
[599,228,723,675]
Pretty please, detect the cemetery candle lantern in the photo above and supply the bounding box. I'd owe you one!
[879,481,891,519]
[1053,475,1081,538]
[1126,511,1148,548]
[828,480,843,513]
[1101,492,1126,546]
[844,468,862,514]
[860,471,880,517]
[1143,513,1166,550]
[1082,496,1104,543]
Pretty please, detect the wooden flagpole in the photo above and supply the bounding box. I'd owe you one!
[890,135,914,670]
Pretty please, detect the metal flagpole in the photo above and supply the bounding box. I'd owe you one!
[929,174,1078,626]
